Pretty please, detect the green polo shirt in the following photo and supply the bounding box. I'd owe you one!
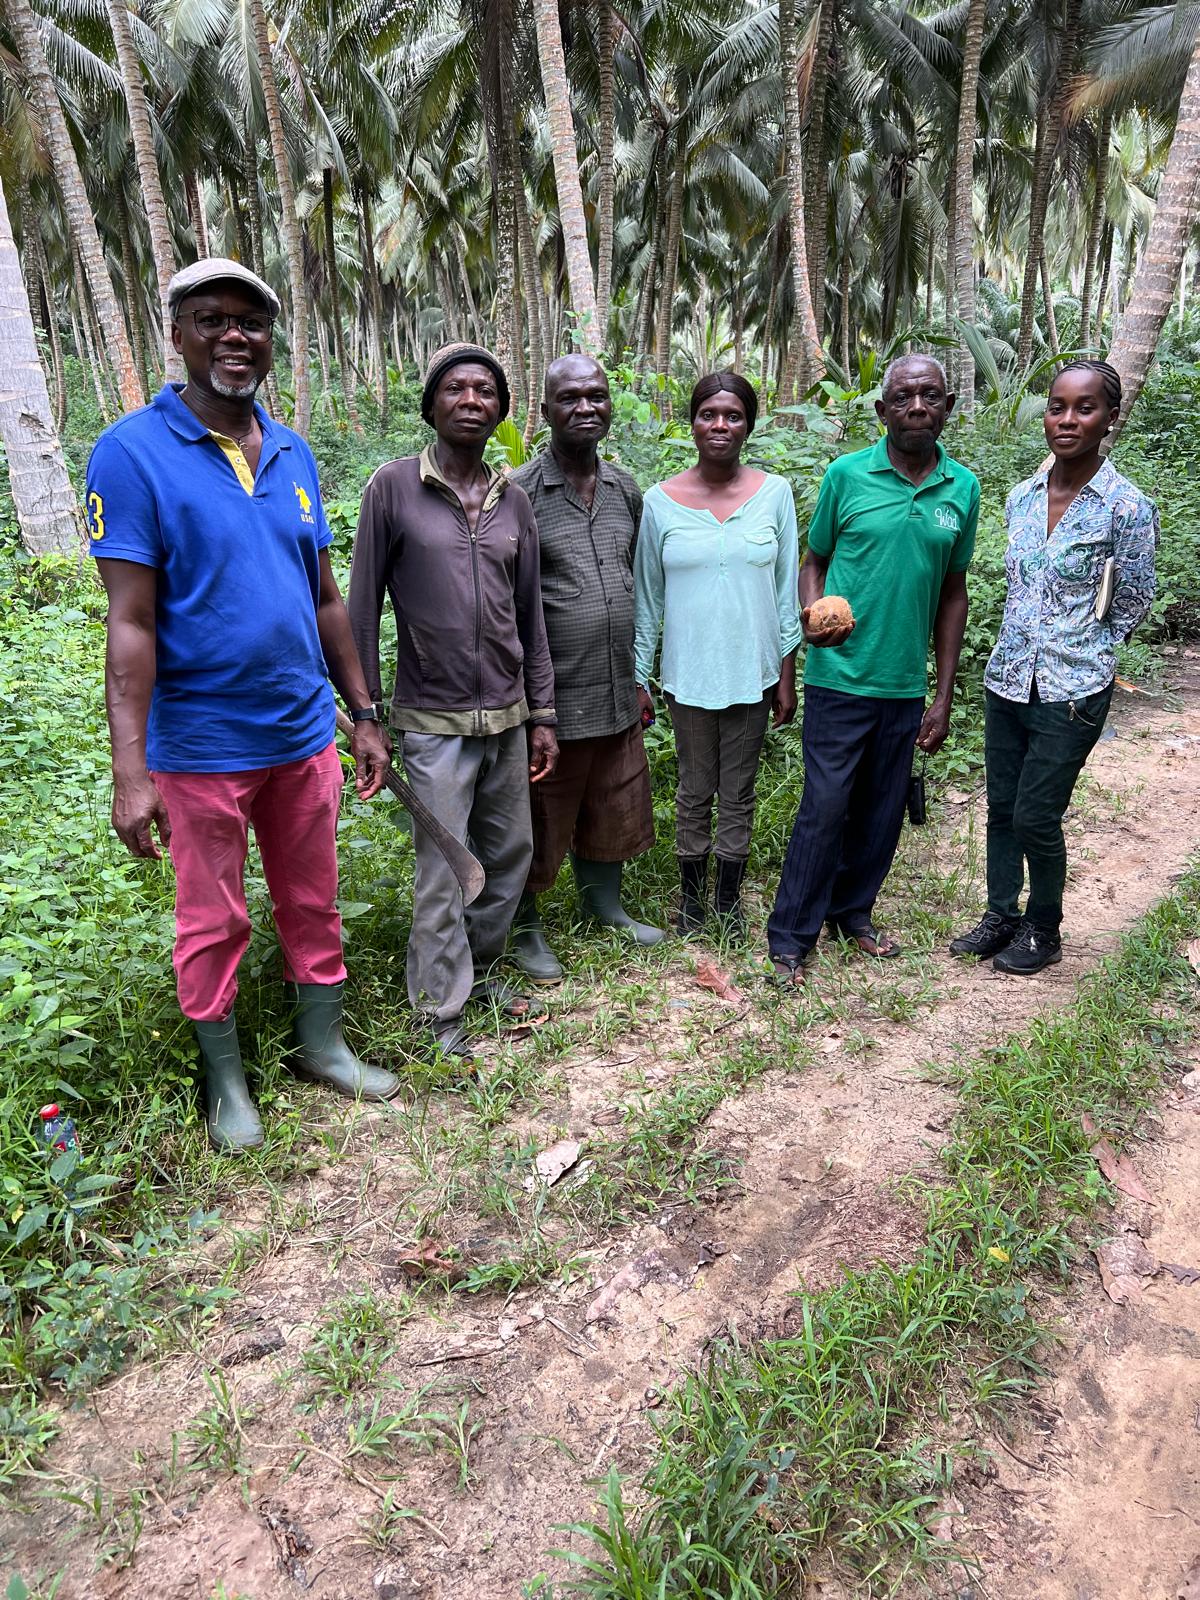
[804,435,979,699]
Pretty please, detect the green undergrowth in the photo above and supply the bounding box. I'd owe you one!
[531,869,1200,1598]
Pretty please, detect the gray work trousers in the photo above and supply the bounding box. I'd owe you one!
[400,728,533,1026]
[666,690,773,860]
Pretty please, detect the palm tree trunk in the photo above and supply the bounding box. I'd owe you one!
[952,0,985,414]
[1095,219,1115,338]
[6,0,142,411]
[732,275,744,373]
[322,169,361,431]
[104,0,180,382]
[1108,27,1200,438]
[1016,0,1083,369]
[116,191,150,401]
[653,136,684,379]
[250,0,310,435]
[802,0,836,341]
[595,0,616,346]
[241,121,280,418]
[515,171,545,447]
[73,249,111,419]
[184,170,210,257]
[778,0,823,401]
[531,0,599,349]
[0,169,81,556]
[839,234,852,376]
[1040,253,1060,356]
[759,238,778,392]
[358,187,388,429]
[1079,108,1112,350]
[23,204,67,431]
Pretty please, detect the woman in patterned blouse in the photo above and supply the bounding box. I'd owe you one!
[950,360,1158,976]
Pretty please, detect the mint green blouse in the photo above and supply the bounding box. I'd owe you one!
[633,474,801,710]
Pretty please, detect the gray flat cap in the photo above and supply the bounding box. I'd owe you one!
[167,257,281,318]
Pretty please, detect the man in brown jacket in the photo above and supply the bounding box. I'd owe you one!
[348,344,558,1055]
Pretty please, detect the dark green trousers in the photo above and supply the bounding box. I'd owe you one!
[984,681,1113,931]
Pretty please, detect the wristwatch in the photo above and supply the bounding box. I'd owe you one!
[349,704,380,723]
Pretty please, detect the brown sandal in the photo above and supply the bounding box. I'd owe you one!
[768,953,807,986]
[835,922,901,959]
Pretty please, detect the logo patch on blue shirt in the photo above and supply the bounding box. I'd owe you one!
[294,482,315,525]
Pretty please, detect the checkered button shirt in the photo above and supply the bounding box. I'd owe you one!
[511,450,643,740]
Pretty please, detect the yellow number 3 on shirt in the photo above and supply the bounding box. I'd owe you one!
[88,491,106,540]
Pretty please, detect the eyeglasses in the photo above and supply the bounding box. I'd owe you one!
[177,310,275,341]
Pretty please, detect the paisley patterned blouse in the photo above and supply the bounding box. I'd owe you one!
[984,459,1158,704]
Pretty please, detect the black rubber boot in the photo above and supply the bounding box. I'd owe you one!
[572,857,666,945]
[677,854,709,935]
[290,982,400,1101]
[713,857,749,933]
[949,910,1020,959]
[509,892,564,984]
[195,1013,264,1152]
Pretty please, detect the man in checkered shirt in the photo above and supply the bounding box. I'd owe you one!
[509,355,666,981]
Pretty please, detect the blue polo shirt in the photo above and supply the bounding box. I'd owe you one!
[86,384,336,773]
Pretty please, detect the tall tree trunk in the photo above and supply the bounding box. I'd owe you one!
[104,0,180,381]
[1016,0,1083,369]
[634,171,664,381]
[732,275,744,373]
[653,135,684,380]
[241,121,280,417]
[1108,27,1200,438]
[802,0,835,341]
[184,170,210,257]
[515,171,545,447]
[228,178,252,269]
[952,0,985,414]
[73,249,111,418]
[322,169,361,431]
[531,0,599,349]
[116,191,150,401]
[250,0,310,435]
[23,206,67,431]
[778,0,823,401]
[358,186,388,428]
[1040,252,1060,356]
[1079,108,1112,350]
[839,233,852,377]
[1095,219,1115,338]
[595,0,615,345]
[6,0,142,411]
[313,312,331,395]
[0,170,80,556]
[759,237,778,391]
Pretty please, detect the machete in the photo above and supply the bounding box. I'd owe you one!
[334,708,485,905]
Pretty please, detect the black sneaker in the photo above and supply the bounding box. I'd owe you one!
[949,910,1020,959]
[992,922,1062,975]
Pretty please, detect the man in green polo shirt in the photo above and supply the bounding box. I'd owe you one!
[767,355,978,984]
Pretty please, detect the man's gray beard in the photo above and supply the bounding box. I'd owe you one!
[211,373,262,400]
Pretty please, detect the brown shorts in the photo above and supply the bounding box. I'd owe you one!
[527,722,656,892]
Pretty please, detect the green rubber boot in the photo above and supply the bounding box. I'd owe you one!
[290,982,400,1101]
[194,1013,264,1152]
[510,892,564,984]
[572,857,666,946]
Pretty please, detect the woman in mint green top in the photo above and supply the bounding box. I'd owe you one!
[634,371,801,933]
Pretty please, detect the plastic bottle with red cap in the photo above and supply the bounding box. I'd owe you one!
[36,1104,79,1156]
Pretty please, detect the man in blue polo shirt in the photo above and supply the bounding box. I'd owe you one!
[768,355,978,984]
[86,257,398,1150]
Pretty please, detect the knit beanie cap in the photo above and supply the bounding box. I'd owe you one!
[421,342,511,424]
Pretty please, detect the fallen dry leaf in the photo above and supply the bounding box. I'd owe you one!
[1161,1262,1200,1286]
[1090,1135,1156,1205]
[585,1246,694,1324]
[391,1239,468,1285]
[523,1138,582,1191]
[945,787,972,805]
[1188,940,1200,978]
[1095,1232,1157,1304]
[692,958,744,1005]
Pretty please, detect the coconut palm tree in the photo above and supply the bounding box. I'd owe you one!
[0,165,80,554]
[531,0,598,348]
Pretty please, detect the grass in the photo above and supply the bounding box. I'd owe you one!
[529,867,1200,1597]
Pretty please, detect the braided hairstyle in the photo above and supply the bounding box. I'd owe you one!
[1050,359,1122,412]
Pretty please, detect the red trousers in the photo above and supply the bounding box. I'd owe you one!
[152,744,346,1021]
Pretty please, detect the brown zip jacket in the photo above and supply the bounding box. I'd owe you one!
[347,445,556,736]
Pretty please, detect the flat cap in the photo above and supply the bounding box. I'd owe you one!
[421,342,510,424]
[167,257,281,318]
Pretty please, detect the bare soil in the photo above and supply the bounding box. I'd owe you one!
[6,653,1200,1600]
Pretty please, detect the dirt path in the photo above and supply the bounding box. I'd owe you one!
[6,654,1200,1600]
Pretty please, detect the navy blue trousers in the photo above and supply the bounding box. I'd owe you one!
[768,685,924,957]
